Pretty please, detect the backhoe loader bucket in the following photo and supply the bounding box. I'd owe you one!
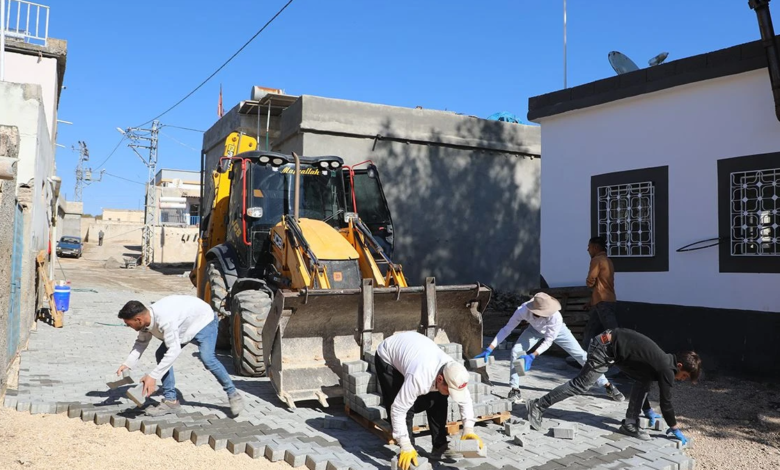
[262,277,491,408]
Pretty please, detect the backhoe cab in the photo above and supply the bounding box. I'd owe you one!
[193,132,491,408]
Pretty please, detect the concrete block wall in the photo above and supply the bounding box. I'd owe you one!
[84,221,143,245]
[153,226,199,264]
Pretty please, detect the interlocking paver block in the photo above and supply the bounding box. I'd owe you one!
[504,418,531,437]
[453,438,487,458]
[245,441,267,459]
[468,357,486,369]
[323,416,349,429]
[553,424,577,439]
[125,384,145,407]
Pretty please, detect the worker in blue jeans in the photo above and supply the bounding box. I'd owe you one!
[474,292,625,403]
[116,295,244,417]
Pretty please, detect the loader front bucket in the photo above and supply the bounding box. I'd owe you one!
[261,277,491,408]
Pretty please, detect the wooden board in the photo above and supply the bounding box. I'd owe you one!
[36,251,63,328]
[345,405,510,445]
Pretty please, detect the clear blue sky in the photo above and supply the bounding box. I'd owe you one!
[47,0,761,216]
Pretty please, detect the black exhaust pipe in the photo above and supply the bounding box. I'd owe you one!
[750,0,780,121]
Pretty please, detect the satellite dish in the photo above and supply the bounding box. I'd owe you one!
[648,52,669,67]
[608,51,640,75]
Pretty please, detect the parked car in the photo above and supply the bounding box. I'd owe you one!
[56,236,83,258]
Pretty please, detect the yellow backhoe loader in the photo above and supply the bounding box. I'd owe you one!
[192,131,492,408]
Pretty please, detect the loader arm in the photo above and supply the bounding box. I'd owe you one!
[342,216,408,287]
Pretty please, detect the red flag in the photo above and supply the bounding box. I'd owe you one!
[218,84,224,118]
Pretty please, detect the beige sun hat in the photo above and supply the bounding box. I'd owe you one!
[526,292,562,317]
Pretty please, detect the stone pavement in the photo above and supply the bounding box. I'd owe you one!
[3,287,695,470]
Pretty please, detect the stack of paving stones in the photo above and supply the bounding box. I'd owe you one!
[343,343,513,433]
[2,286,697,470]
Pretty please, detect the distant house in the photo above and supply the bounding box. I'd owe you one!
[154,169,201,226]
[528,36,780,376]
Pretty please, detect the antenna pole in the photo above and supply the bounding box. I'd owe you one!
[563,0,568,89]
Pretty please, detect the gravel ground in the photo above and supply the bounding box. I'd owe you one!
[0,407,302,470]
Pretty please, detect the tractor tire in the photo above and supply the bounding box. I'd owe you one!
[230,289,272,377]
[205,260,231,350]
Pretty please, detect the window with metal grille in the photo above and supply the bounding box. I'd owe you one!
[730,167,780,257]
[597,182,655,257]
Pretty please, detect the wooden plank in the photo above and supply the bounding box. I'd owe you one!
[36,251,63,328]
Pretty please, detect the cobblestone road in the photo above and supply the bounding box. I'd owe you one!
[4,273,695,470]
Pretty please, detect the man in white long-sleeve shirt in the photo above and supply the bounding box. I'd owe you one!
[375,331,483,469]
[473,292,624,403]
[115,295,244,417]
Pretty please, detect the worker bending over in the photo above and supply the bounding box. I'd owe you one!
[375,331,483,469]
[116,295,244,417]
[526,328,701,445]
[475,292,624,402]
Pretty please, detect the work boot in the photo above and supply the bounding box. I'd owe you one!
[507,388,522,403]
[428,443,462,462]
[605,384,625,402]
[526,398,544,431]
[144,399,180,417]
[619,421,651,441]
[229,392,244,417]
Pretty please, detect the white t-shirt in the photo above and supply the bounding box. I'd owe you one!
[122,295,215,380]
[376,331,475,442]
[489,301,564,355]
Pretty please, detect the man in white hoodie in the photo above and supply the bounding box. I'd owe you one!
[375,331,483,469]
[474,292,624,403]
[115,295,244,417]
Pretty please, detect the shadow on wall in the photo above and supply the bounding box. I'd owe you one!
[372,117,541,293]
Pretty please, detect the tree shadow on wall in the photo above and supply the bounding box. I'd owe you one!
[371,117,541,294]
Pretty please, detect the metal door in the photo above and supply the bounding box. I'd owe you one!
[7,203,24,358]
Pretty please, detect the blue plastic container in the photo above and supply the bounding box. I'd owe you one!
[53,285,71,312]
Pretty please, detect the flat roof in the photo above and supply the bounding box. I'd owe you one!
[527,35,773,121]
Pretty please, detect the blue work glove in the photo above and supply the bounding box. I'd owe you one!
[520,354,535,371]
[644,408,662,427]
[666,428,688,446]
[474,347,493,360]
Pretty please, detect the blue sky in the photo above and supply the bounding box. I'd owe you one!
[47,0,761,215]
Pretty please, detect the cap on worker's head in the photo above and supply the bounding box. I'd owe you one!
[526,292,561,317]
[442,361,471,403]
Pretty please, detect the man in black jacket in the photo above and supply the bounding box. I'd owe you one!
[526,328,701,444]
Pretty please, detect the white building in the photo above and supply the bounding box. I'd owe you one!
[154,168,201,226]
[528,36,780,377]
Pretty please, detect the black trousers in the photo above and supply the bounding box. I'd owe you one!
[374,354,448,448]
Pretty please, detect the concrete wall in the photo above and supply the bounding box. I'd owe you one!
[4,51,59,141]
[536,69,780,313]
[58,200,83,238]
[85,221,143,246]
[101,209,144,223]
[0,126,19,392]
[292,95,542,292]
[153,226,199,264]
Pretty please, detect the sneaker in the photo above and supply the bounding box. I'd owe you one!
[605,384,625,402]
[428,444,462,462]
[526,398,544,431]
[619,422,651,441]
[144,399,180,417]
[507,388,522,403]
[229,392,244,417]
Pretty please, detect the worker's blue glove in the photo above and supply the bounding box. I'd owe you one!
[666,428,688,446]
[474,347,493,360]
[644,408,662,427]
[520,354,535,371]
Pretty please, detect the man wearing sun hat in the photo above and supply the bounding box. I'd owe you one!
[375,331,483,469]
[474,292,625,403]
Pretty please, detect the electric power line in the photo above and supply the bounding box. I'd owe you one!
[135,0,296,128]
[160,130,198,152]
[104,172,146,185]
[163,124,205,133]
[93,136,127,170]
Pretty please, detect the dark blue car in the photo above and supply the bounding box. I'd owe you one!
[56,236,83,258]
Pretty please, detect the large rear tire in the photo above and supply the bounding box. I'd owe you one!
[230,290,272,377]
[205,260,231,350]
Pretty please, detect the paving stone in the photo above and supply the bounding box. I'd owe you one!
[323,416,349,429]
[15,401,31,412]
[125,384,145,407]
[30,402,57,414]
[245,441,267,459]
[105,373,134,390]
[552,424,577,439]
[3,396,18,409]
[453,438,487,458]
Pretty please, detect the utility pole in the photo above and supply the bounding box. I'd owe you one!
[119,120,160,267]
[73,141,104,202]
